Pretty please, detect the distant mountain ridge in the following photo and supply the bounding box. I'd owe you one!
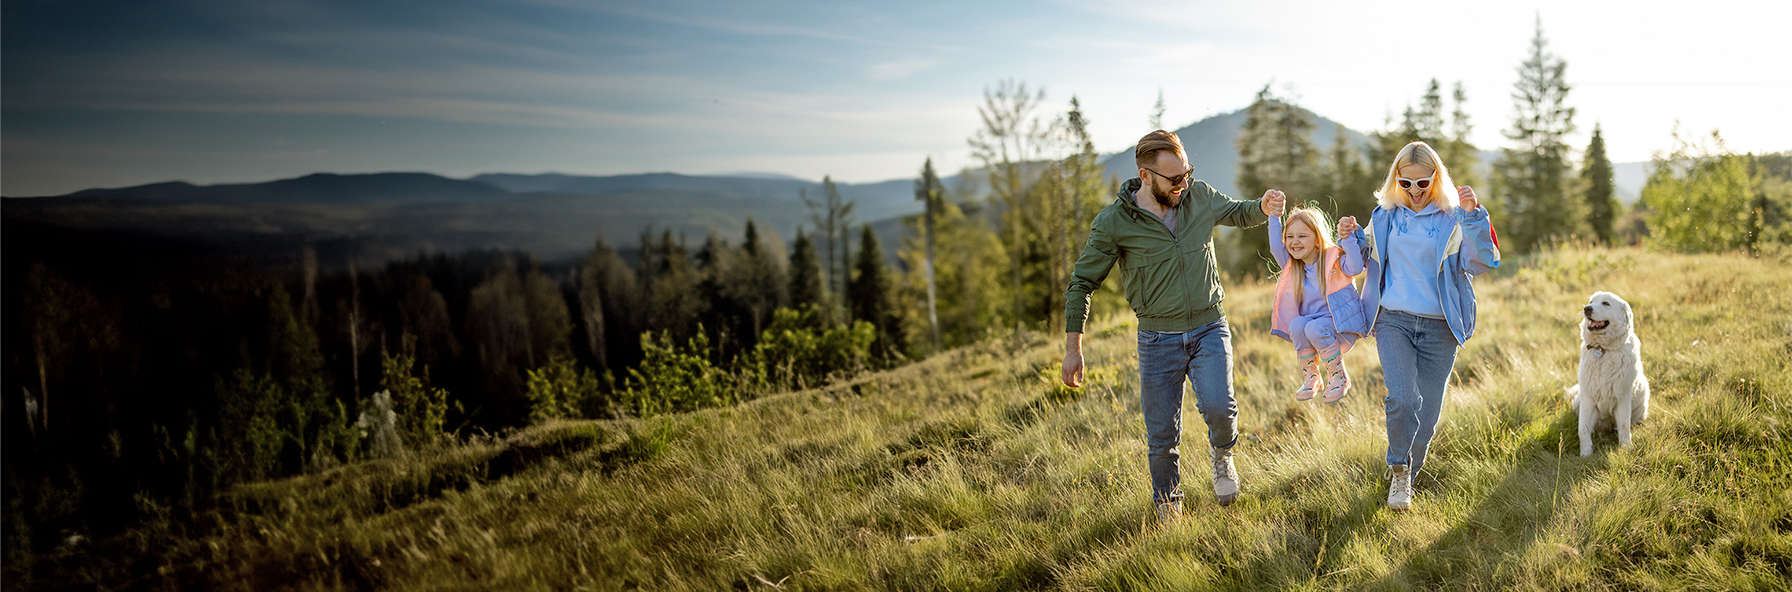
[5,108,1660,266]
[57,172,509,204]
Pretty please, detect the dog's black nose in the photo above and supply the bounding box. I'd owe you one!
[1583,305,1594,317]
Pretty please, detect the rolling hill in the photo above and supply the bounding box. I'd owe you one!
[39,246,1792,589]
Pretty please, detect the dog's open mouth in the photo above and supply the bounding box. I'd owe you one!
[1586,320,1609,331]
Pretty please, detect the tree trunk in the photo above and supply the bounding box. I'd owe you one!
[35,350,49,433]
[923,203,940,349]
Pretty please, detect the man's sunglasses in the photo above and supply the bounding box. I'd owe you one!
[1145,166,1193,186]
[1396,176,1433,190]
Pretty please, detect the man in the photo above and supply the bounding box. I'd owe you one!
[1062,129,1285,521]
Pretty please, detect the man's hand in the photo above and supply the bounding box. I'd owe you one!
[1260,189,1286,217]
[1337,216,1359,239]
[1062,333,1085,388]
[1458,185,1480,212]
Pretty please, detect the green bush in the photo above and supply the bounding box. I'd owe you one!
[621,329,738,417]
[525,355,606,421]
[751,306,876,391]
[617,310,877,418]
[211,369,284,485]
[380,352,449,450]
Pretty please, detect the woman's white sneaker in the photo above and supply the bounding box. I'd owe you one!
[1212,447,1240,506]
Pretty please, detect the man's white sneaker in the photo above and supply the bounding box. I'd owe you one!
[1155,500,1182,523]
[1387,464,1413,511]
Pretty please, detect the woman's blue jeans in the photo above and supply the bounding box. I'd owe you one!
[1137,320,1238,504]
[1375,309,1460,473]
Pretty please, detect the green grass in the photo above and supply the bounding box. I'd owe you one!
[53,246,1792,590]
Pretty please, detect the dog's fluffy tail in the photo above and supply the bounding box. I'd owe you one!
[1565,384,1580,408]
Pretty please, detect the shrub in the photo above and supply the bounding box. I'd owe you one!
[750,306,876,391]
[525,355,606,422]
[211,369,284,484]
[621,329,737,416]
[379,352,449,450]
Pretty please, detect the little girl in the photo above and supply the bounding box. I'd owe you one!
[1268,206,1369,403]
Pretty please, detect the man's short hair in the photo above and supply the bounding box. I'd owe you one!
[1135,130,1185,170]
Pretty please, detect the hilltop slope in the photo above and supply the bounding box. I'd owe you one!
[50,247,1792,590]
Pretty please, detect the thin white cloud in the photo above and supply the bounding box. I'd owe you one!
[866,58,939,81]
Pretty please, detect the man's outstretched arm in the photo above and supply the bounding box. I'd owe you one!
[1213,185,1284,228]
[1063,222,1118,387]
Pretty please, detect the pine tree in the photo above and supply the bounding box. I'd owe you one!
[694,231,742,355]
[1057,96,1106,332]
[788,229,825,312]
[1413,79,1446,144]
[734,218,787,342]
[1581,124,1618,244]
[1150,87,1166,130]
[1324,129,1374,221]
[1447,81,1481,188]
[849,225,902,363]
[1494,16,1581,253]
[265,282,331,472]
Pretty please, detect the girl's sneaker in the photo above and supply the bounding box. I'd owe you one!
[1322,363,1351,403]
[1294,357,1320,401]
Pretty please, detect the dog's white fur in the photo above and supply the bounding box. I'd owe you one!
[1565,291,1650,456]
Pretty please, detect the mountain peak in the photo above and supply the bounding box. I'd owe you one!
[1100,107,1367,197]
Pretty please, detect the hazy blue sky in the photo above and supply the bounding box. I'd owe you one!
[4,0,1788,195]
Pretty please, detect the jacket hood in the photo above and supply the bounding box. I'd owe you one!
[1117,177,1143,200]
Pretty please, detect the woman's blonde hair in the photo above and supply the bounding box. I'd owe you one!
[1374,141,1459,211]
[1283,206,1336,306]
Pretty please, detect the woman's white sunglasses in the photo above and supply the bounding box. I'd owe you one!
[1396,176,1433,190]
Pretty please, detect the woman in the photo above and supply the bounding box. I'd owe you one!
[1340,140,1500,511]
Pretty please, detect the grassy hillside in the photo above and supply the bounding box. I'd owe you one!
[46,246,1792,590]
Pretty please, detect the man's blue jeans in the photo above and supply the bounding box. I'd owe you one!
[1137,320,1238,504]
[1375,309,1460,474]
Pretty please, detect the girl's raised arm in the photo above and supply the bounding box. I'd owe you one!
[1267,214,1290,267]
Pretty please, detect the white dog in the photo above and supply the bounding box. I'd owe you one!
[1565,291,1651,457]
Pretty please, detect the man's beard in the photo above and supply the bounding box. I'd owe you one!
[1152,183,1181,208]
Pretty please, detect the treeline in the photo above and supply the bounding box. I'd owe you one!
[1220,19,1792,276]
[1639,131,1792,253]
[1,103,1131,575]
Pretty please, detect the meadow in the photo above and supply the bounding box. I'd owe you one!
[51,245,1792,590]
